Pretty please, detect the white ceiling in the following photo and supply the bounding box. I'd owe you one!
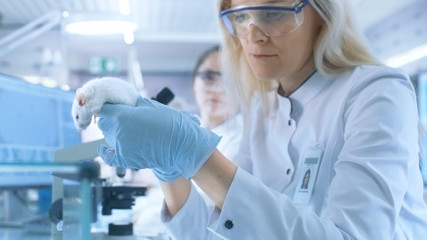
[0,0,222,80]
[0,0,420,30]
[0,0,424,84]
[349,0,422,30]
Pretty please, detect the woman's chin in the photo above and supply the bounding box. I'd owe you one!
[253,70,282,81]
[256,74,280,81]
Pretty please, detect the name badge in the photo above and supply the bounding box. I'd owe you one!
[293,144,324,204]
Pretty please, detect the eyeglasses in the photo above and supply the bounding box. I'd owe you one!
[219,0,310,39]
[195,70,222,82]
[195,70,224,91]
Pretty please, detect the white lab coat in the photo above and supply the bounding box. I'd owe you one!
[161,65,427,239]
[211,114,243,161]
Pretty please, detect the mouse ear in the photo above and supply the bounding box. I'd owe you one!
[76,93,86,107]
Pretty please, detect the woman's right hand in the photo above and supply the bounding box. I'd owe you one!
[96,96,221,180]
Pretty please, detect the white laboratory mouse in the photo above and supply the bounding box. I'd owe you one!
[71,77,139,131]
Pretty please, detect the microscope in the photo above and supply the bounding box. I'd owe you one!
[50,87,174,237]
[49,166,148,236]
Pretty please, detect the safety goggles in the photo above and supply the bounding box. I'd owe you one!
[195,70,222,82]
[219,0,310,38]
[195,70,224,91]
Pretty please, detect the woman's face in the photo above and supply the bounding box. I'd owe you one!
[231,0,322,82]
[193,52,228,119]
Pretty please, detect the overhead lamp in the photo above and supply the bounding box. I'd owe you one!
[63,12,137,36]
[385,44,427,68]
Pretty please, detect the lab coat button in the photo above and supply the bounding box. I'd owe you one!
[288,120,292,126]
[286,168,291,175]
[224,220,234,229]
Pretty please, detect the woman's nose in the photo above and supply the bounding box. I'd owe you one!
[247,23,268,43]
[204,81,225,93]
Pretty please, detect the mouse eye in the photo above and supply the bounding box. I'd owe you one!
[76,115,79,120]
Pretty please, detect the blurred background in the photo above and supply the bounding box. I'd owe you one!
[0,0,425,112]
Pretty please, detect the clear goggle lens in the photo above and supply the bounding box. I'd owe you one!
[220,0,309,38]
[195,71,224,91]
[195,71,222,82]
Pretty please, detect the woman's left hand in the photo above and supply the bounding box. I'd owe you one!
[96,96,221,180]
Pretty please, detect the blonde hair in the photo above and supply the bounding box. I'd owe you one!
[218,0,381,120]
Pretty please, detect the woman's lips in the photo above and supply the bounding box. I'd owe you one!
[252,54,277,59]
[207,98,221,104]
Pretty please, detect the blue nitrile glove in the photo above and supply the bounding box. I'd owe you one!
[96,145,180,182]
[152,167,182,182]
[96,96,221,180]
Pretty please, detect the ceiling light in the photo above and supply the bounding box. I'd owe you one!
[385,44,427,68]
[63,12,137,36]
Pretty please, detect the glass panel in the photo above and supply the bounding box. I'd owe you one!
[0,163,96,240]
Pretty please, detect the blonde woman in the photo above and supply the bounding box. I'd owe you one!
[96,0,427,239]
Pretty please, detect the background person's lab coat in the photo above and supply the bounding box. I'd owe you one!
[211,114,243,161]
[161,66,427,239]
